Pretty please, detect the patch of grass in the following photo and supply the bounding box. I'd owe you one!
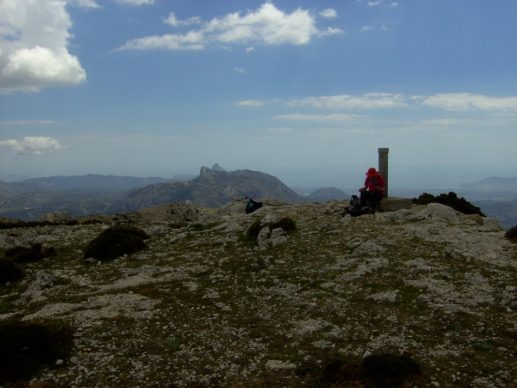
[0,320,74,385]
[167,336,182,351]
[6,243,56,263]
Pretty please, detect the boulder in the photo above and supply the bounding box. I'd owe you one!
[378,197,413,212]
[416,203,460,225]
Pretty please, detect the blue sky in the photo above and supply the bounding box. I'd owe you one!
[1,0,516,188]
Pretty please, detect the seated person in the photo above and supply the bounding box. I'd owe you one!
[359,167,386,210]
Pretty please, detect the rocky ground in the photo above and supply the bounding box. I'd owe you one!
[0,200,516,387]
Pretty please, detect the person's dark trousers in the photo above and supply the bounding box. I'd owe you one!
[360,191,383,209]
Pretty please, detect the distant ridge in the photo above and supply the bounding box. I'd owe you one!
[122,166,305,209]
[0,167,306,220]
[307,187,349,202]
[460,176,517,192]
[16,174,170,192]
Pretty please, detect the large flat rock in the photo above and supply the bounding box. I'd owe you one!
[379,197,413,212]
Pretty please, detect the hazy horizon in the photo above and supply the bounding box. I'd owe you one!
[1,164,514,191]
[1,1,516,189]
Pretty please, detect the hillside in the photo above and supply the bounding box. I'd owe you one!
[0,201,515,386]
[307,187,349,202]
[122,166,305,210]
[0,168,305,220]
[0,175,171,220]
[460,176,517,193]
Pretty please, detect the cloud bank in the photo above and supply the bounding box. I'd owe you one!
[118,2,343,51]
[421,93,517,112]
[0,0,86,93]
[0,136,64,155]
[240,93,517,113]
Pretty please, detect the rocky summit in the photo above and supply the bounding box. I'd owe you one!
[0,199,516,387]
[124,166,305,210]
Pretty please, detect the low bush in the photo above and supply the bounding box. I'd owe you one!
[296,353,421,387]
[0,259,24,285]
[505,225,517,243]
[413,192,485,216]
[0,320,73,384]
[360,353,421,387]
[83,224,149,260]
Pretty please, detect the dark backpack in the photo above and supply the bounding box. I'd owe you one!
[245,198,263,214]
[344,195,374,217]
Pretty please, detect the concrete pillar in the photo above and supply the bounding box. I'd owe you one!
[378,148,389,198]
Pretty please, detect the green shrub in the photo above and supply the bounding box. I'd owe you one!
[360,353,421,387]
[505,225,517,243]
[272,216,297,232]
[83,224,149,260]
[0,259,24,285]
[245,218,263,241]
[0,320,74,384]
[413,192,485,216]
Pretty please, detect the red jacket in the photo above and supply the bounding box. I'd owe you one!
[364,173,385,192]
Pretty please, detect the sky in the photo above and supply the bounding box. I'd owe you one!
[0,0,516,188]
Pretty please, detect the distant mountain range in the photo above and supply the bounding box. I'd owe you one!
[0,166,305,220]
[1,170,516,228]
[460,176,517,192]
[121,166,305,210]
[459,176,517,200]
[305,187,349,202]
[9,174,170,193]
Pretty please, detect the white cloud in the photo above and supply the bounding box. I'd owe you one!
[68,0,100,8]
[237,99,265,107]
[319,27,345,37]
[289,93,408,110]
[118,2,340,51]
[0,0,86,93]
[266,127,293,133]
[115,0,154,5]
[0,136,63,155]
[275,113,360,122]
[0,120,58,126]
[118,31,206,51]
[421,93,517,111]
[319,9,338,19]
[163,13,202,27]
[360,25,375,32]
[245,46,255,53]
[237,92,517,114]
[368,1,383,6]
[205,2,317,46]
[233,66,247,75]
